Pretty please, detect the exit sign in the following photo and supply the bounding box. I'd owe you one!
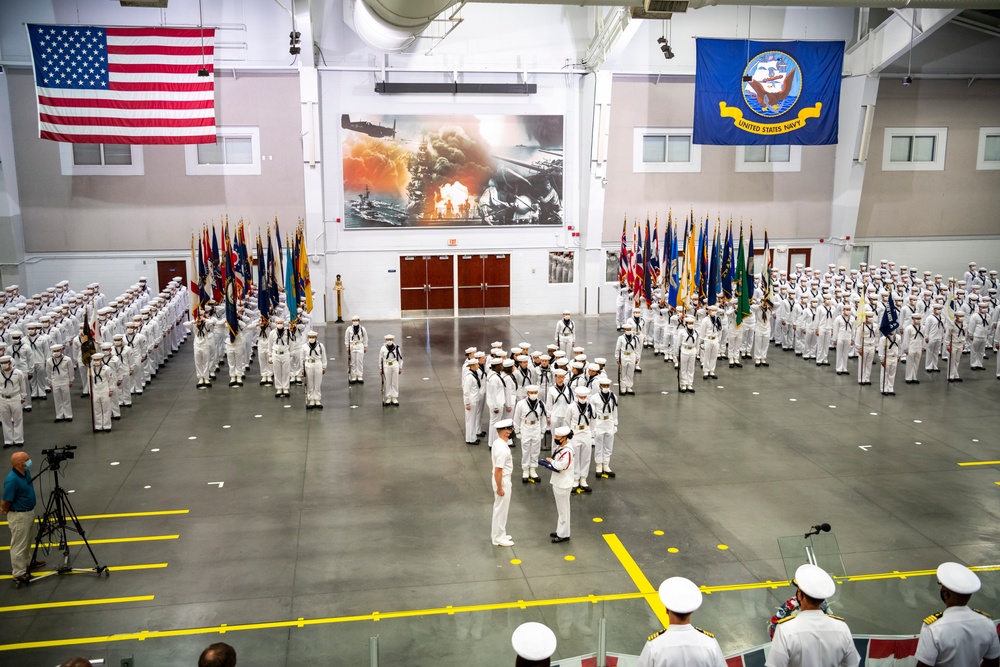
[447,239,457,246]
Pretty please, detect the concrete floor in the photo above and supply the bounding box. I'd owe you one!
[4,314,999,666]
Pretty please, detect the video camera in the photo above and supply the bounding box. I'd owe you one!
[41,445,77,470]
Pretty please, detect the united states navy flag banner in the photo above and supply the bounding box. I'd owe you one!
[693,39,844,146]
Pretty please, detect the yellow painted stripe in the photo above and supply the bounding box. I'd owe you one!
[603,533,670,628]
[0,562,167,581]
[3,563,999,652]
[957,460,1000,467]
[0,534,179,553]
[0,595,155,613]
[0,509,189,527]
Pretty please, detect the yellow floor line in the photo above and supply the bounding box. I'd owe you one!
[957,460,1000,466]
[0,595,155,613]
[0,562,167,581]
[0,510,189,527]
[0,535,179,553]
[603,533,670,628]
[2,563,998,652]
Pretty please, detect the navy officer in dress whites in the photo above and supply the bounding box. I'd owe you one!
[766,564,860,667]
[638,576,725,667]
[915,562,1000,667]
[511,621,557,666]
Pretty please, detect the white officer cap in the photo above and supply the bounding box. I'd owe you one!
[936,562,981,595]
[632,307,641,314]
[26,322,39,329]
[0,355,10,364]
[587,363,600,372]
[539,354,551,362]
[502,359,515,368]
[553,426,571,437]
[274,317,285,324]
[516,355,529,363]
[573,386,590,396]
[351,315,360,320]
[101,342,112,350]
[624,322,634,330]
[562,310,571,315]
[594,357,606,365]
[91,352,105,361]
[309,331,319,337]
[464,347,477,355]
[51,343,65,352]
[571,361,584,370]
[955,311,965,317]
[10,331,22,338]
[383,333,393,339]
[684,316,695,324]
[525,384,539,393]
[113,334,124,340]
[658,577,703,614]
[511,622,557,662]
[794,563,837,599]
[553,369,568,376]
[598,375,612,385]
[912,313,922,318]
[495,419,514,430]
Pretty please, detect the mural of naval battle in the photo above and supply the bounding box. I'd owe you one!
[341,114,563,229]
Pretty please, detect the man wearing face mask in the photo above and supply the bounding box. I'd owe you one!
[570,386,594,493]
[184,310,219,389]
[268,318,292,398]
[303,331,328,409]
[513,384,546,483]
[0,355,27,447]
[90,353,114,432]
[678,316,700,393]
[46,344,73,422]
[378,334,402,406]
[345,316,368,384]
[615,322,639,395]
[554,310,575,355]
[3,451,43,584]
[544,426,574,543]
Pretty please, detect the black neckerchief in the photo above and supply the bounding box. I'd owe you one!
[553,383,571,404]
[575,401,590,425]
[598,391,616,412]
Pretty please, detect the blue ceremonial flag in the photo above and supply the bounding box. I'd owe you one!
[721,223,734,300]
[693,39,844,146]
[880,294,900,338]
[747,227,756,294]
[668,230,679,308]
[707,230,719,306]
[285,240,297,323]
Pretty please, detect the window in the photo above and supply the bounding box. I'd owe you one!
[633,127,701,173]
[59,143,144,176]
[735,145,801,172]
[606,251,620,283]
[882,127,947,171]
[976,127,1000,170]
[548,251,574,284]
[185,126,261,175]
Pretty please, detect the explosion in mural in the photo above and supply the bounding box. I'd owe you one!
[341,114,564,229]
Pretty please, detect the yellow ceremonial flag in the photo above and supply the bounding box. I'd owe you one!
[297,228,313,313]
[679,223,697,310]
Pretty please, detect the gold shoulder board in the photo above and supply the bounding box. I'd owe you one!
[647,629,666,642]
[775,616,796,625]
[826,614,845,621]
[694,626,715,638]
[973,609,993,619]
[923,611,944,625]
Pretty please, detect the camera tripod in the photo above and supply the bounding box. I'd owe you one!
[18,463,109,587]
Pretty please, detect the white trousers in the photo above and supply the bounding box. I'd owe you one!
[490,477,512,543]
[272,353,290,392]
[93,393,113,430]
[573,432,592,482]
[520,430,541,472]
[701,338,719,374]
[383,366,400,399]
[835,339,851,373]
[925,339,942,371]
[194,342,213,381]
[858,350,874,383]
[754,331,769,362]
[880,357,898,393]
[464,404,479,443]
[619,357,635,390]
[552,486,571,538]
[52,383,72,419]
[348,343,365,380]
[816,330,832,364]
[304,361,324,403]
[679,348,697,387]
[0,396,24,444]
[593,429,614,465]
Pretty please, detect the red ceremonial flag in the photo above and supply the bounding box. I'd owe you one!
[26,24,217,145]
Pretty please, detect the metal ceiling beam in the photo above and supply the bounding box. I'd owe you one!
[844,8,961,76]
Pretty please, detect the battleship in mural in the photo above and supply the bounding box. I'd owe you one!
[342,114,563,229]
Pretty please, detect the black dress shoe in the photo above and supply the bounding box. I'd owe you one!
[522,476,529,484]
[551,536,570,543]
[687,388,695,393]
[603,469,616,478]
[550,532,559,538]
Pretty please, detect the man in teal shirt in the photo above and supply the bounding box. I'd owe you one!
[2,451,42,583]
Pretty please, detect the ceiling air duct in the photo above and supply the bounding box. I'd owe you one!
[351,0,460,52]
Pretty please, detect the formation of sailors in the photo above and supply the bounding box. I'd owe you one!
[0,277,189,445]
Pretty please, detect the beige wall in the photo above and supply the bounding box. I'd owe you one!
[10,70,305,252]
[602,77,836,243]
[856,79,1000,238]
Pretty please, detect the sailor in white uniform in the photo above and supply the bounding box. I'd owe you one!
[915,562,1000,667]
[638,577,725,667]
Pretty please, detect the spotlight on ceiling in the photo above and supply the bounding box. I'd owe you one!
[902,75,912,86]
[656,36,674,60]
[289,30,302,55]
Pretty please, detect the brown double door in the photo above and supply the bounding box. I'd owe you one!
[400,255,454,318]
[458,254,510,316]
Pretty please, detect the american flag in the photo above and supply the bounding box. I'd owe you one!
[27,24,216,145]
